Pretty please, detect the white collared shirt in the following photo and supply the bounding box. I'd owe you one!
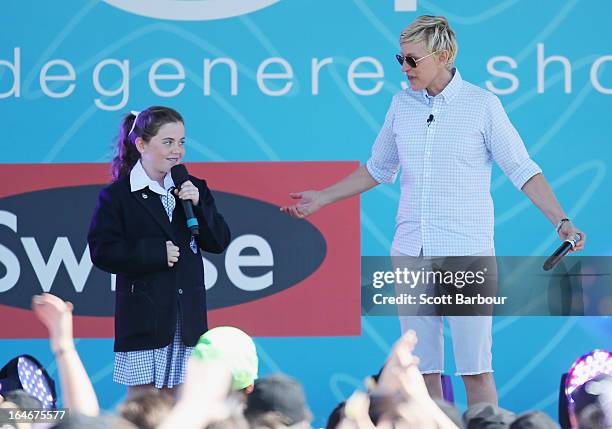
[366,68,541,257]
[130,160,176,221]
[130,160,175,195]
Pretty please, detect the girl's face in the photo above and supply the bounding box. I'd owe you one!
[136,121,185,180]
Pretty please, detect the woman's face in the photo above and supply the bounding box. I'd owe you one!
[137,121,185,179]
[399,41,444,91]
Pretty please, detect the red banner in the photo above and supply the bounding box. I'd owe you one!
[0,162,361,337]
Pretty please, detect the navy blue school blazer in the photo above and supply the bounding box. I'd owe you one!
[87,175,231,352]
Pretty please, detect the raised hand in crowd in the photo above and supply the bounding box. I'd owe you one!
[31,293,100,417]
[377,330,427,400]
[337,391,375,429]
[157,358,232,429]
[376,330,458,429]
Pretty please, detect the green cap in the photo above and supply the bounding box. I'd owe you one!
[193,326,258,390]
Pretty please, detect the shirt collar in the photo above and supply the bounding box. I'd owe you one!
[421,67,462,103]
[129,160,175,195]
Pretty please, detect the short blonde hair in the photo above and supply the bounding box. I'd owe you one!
[399,15,458,70]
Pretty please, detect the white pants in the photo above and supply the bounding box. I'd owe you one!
[392,247,494,375]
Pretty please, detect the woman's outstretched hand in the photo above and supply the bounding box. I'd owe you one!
[280,190,326,218]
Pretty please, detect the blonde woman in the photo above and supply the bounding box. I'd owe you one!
[282,16,585,405]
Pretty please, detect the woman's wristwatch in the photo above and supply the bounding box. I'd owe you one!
[555,218,570,233]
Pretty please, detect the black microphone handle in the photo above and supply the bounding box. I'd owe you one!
[542,233,581,271]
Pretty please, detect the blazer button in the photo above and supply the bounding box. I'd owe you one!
[178,288,183,295]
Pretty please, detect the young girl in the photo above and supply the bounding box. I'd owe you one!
[88,106,231,395]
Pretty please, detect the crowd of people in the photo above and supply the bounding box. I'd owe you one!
[0,293,609,429]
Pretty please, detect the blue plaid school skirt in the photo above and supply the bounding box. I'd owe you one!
[113,317,193,388]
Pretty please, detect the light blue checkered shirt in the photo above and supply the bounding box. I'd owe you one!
[367,69,541,257]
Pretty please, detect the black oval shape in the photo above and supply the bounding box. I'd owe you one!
[205,190,327,309]
[0,185,327,315]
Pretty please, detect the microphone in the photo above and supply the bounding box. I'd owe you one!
[170,164,199,236]
[543,233,581,271]
[427,114,434,126]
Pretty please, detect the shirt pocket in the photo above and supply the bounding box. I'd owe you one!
[394,120,424,168]
[449,127,488,168]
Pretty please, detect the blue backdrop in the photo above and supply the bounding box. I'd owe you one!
[1,0,611,425]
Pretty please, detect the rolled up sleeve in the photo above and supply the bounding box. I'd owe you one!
[366,97,400,184]
[484,94,542,189]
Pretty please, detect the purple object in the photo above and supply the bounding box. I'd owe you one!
[442,374,455,403]
[565,349,612,402]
